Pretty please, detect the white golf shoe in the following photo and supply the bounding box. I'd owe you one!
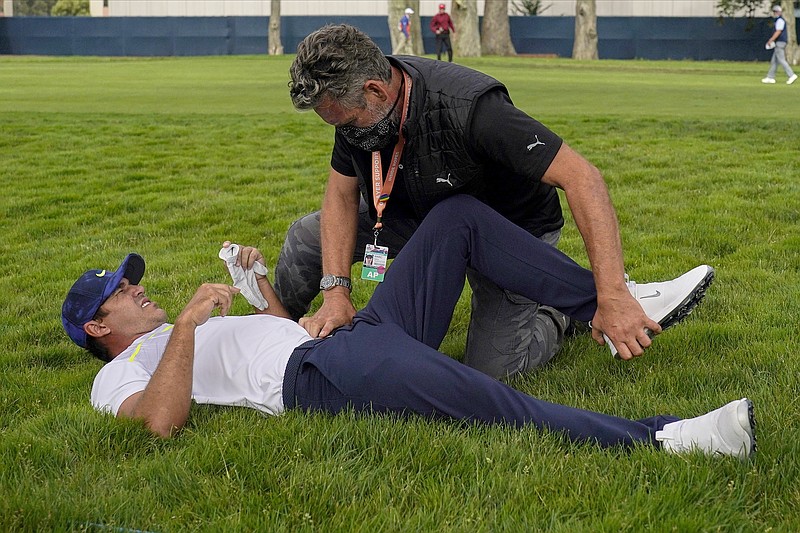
[602,265,715,357]
[788,74,798,85]
[761,77,776,84]
[656,398,756,459]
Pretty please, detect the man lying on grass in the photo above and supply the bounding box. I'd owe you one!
[61,195,755,458]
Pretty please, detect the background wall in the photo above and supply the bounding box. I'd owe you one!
[1,0,745,17]
[0,15,776,61]
[103,0,725,17]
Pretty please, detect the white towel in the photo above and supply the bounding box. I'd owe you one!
[218,243,269,310]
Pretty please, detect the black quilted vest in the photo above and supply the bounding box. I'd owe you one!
[354,56,562,237]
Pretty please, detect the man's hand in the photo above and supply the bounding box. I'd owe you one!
[299,289,356,338]
[590,292,661,360]
[221,241,268,280]
[175,283,240,328]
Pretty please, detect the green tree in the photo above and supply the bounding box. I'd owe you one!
[51,0,90,16]
[13,0,57,16]
[510,0,550,16]
[716,0,770,17]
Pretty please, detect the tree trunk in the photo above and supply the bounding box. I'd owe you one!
[572,0,598,60]
[451,0,481,58]
[268,0,283,55]
[411,1,424,56]
[782,0,798,65]
[388,0,420,55]
[481,0,516,56]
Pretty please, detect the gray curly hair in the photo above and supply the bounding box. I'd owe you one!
[289,24,392,111]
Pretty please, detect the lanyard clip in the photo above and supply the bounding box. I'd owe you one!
[373,226,382,246]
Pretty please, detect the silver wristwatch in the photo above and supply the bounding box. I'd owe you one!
[319,274,352,291]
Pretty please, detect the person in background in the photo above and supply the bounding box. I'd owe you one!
[394,7,414,55]
[762,4,797,85]
[430,3,455,62]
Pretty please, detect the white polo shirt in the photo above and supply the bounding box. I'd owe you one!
[91,315,314,417]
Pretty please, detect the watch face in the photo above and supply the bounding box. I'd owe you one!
[320,275,350,291]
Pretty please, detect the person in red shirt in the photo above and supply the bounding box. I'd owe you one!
[430,3,455,62]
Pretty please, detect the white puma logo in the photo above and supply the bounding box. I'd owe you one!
[436,173,454,187]
[527,135,545,151]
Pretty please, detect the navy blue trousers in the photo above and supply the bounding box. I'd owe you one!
[289,196,678,448]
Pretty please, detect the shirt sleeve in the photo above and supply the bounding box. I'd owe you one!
[468,88,563,183]
[775,18,786,31]
[330,131,358,177]
[90,362,152,416]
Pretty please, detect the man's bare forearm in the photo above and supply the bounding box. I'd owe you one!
[563,166,627,298]
[255,275,292,319]
[127,319,197,437]
[543,143,627,295]
[320,172,360,284]
[299,170,361,337]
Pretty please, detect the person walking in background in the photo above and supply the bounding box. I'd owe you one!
[394,7,414,55]
[430,3,455,62]
[762,4,797,85]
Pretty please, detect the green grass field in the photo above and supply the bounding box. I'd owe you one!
[1,54,799,531]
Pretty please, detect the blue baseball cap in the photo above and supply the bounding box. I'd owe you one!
[61,253,145,348]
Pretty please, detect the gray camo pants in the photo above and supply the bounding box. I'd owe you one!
[274,199,569,380]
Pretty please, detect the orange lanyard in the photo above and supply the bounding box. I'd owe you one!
[372,70,412,232]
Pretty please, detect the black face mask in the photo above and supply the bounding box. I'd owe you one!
[337,86,403,152]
